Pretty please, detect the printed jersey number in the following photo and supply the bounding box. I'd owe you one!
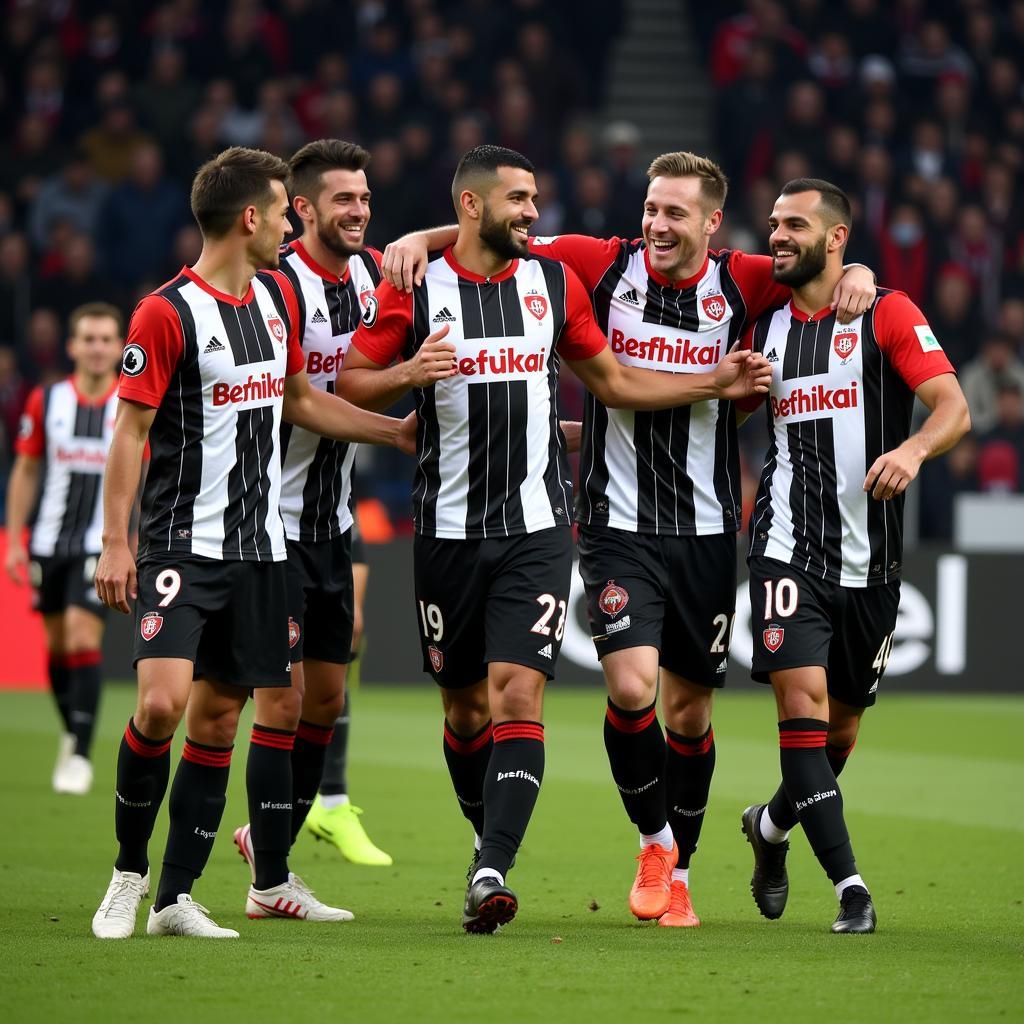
[418,600,444,642]
[531,594,567,642]
[156,569,182,607]
[710,613,734,654]
[763,578,799,619]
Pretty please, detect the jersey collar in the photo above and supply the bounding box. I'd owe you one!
[443,246,518,284]
[70,375,119,407]
[788,300,835,323]
[643,248,708,290]
[289,239,351,283]
[183,266,254,307]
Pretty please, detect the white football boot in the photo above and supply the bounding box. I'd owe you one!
[91,868,150,938]
[147,895,239,938]
[53,753,93,795]
[246,873,354,922]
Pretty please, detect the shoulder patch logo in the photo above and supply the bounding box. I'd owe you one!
[702,294,726,322]
[360,288,373,310]
[524,291,548,321]
[914,325,942,353]
[311,308,327,324]
[362,295,379,327]
[833,330,857,362]
[121,344,147,377]
[598,580,629,617]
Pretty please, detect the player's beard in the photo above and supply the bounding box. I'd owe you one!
[772,236,827,287]
[315,210,365,258]
[479,203,529,260]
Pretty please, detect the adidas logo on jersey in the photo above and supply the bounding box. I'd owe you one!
[617,288,640,306]
[765,347,779,362]
[311,308,328,324]
[432,307,457,323]
[537,643,553,659]
[204,336,226,353]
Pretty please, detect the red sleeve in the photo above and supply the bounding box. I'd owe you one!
[14,386,45,457]
[556,266,610,361]
[873,291,956,390]
[349,280,414,365]
[727,250,789,319]
[116,295,184,407]
[529,234,631,292]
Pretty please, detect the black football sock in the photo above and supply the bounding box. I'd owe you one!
[114,718,172,876]
[155,738,231,910]
[778,719,858,885]
[49,654,72,733]
[291,720,333,843]
[66,650,102,758]
[665,724,716,868]
[767,738,855,832]
[319,688,350,797]
[247,723,295,890]
[442,719,492,838]
[477,721,545,879]
[604,699,668,837]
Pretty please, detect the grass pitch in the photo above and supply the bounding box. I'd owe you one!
[1,685,1021,1023]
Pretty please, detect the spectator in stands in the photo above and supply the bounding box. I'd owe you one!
[978,380,1024,481]
[78,99,153,183]
[28,151,108,252]
[928,264,979,370]
[35,233,120,325]
[133,49,201,152]
[22,309,65,385]
[0,233,32,347]
[878,202,930,306]
[919,434,980,540]
[959,333,1024,434]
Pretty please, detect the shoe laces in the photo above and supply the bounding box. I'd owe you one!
[288,873,325,908]
[103,876,144,917]
[841,888,871,914]
[635,845,671,887]
[668,881,693,915]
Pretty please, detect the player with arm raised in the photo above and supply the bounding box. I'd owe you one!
[382,152,876,926]
[4,303,125,795]
[89,146,414,941]
[340,144,771,934]
[736,179,969,933]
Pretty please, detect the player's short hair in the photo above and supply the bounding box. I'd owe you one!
[646,151,729,211]
[190,147,292,239]
[68,301,124,337]
[780,177,853,229]
[451,145,535,209]
[289,139,371,203]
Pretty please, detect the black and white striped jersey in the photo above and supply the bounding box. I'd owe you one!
[350,248,606,540]
[529,236,789,536]
[16,377,118,557]
[272,241,382,542]
[744,290,955,587]
[119,266,304,562]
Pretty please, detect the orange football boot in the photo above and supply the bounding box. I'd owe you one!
[659,879,700,927]
[628,842,678,920]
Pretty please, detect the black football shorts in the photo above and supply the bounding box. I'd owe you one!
[30,553,107,619]
[413,526,574,687]
[285,531,355,664]
[747,556,901,708]
[577,527,737,688]
[132,555,291,688]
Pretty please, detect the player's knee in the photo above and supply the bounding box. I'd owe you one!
[441,686,489,734]
[664,696,712,736]
[255,687,302,732]
[827,715,862,749]
[491,670,544,721]
[135,692,185,738]
[608,674,656,711]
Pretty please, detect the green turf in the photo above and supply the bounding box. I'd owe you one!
[2,686,1021,1023]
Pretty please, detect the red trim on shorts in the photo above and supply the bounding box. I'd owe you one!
[183,738,233,767]
[296,720,334,746]
[493,721,544,743]
[443,720,493,755]
[66,650,102,669]
[124,720,172,758]
[605,703,657,734]
[666,727,714,756]
[250,724,296,751]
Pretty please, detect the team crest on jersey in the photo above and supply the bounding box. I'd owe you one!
[428,645,444,672]
[702,294,726,322]
[598,580,629,617]
[121,344,147,377]
[140,612,163,641]
[359,288,373,310]
[362,295,379,327]
[763,624,784,653]
[267,316,285,344]
[523,291,548,321]
[288,617,300,649]
[834,330,858,363]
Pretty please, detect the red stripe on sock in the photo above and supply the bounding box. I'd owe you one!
[779,734,828,749]
[251,725,296,751]
[123,722,171,758]
[65,650,102,668]
[605,704,657,734]
[444,721,493,755]
[666,727,714,756]
[829,739,856,759]
[183,739,232,767]
[493,722,544,743]
[296,721,334,746]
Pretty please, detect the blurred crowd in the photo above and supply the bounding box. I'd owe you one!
[1,0,1021,541]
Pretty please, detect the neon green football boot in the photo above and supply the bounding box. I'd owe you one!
[305,796,393,866]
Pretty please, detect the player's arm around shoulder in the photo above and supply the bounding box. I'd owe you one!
[863,292,971,501]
